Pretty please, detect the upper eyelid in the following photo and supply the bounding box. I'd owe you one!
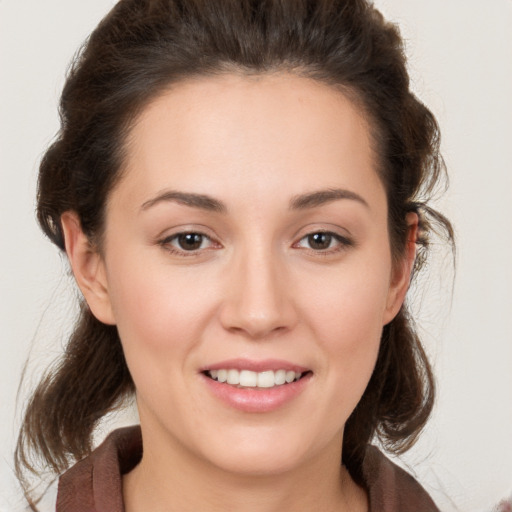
[156,225,353,248]
[292,223,353,242]
[157,224,218,241]
[294,231,352,246]
[161,231,210,242]
[158,231,220,258]
[161,231,217,246]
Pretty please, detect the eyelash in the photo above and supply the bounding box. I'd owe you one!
[158,230,353,257]
[159,231,217,257]
[293,231,353,255]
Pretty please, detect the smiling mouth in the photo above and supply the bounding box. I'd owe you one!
[204,369,310,389]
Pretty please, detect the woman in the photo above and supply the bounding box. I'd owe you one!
[15,0,453,510]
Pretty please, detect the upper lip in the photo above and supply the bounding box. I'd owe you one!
[200,358,310,373]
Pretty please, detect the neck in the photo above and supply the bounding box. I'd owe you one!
[123,423,368,512]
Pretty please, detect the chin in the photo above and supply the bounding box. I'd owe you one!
[208,449,304,477]
[196,428,324,477]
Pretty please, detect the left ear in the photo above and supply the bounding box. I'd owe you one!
[382,212,418,325]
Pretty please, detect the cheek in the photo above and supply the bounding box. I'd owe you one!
[296,258,391,399]
[301,260,391,344]
[105,256,220,371]
[105,263,223,422]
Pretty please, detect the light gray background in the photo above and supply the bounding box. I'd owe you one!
[1,1,511,510]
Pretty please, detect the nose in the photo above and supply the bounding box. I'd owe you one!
[219,246,298,340]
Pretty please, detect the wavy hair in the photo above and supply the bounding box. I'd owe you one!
[16,0,453,507]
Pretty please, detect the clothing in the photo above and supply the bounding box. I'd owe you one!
[56,425,440,512]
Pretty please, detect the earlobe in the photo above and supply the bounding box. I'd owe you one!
[60,212,116,325]
[383,212,419,325]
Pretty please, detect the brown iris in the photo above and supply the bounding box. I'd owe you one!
[177,233,204,250]
[307,233,333,250]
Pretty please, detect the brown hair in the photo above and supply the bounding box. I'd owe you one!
[16,0,453,506]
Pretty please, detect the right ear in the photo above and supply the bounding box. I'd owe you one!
[60,212,116,325]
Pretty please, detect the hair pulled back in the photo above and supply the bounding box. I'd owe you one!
[17,0,453,505]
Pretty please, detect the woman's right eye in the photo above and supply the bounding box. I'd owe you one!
[160,232,216,254]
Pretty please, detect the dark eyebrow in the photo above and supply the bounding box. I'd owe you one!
[141,187,367,213]
[140,190,227,213]
[289,188,369,210]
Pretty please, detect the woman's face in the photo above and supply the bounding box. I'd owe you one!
[74,73,413,476]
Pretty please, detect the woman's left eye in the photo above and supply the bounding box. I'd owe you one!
[295,232,351,252]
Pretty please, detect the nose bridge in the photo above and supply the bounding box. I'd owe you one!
[221,239,295,338]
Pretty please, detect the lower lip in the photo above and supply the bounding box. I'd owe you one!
[201,373,311,413]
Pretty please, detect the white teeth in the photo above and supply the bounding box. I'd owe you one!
[285,370,296,383]
[257,371,274,388]
[207,369,305,388]
[274,369,286,385]
[239,370,257,387]
[227,369,240,385]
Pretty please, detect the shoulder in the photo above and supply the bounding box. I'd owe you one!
[363,445,440,512]
[56,426,142,512]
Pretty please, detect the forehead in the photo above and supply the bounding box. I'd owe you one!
[114,72,384,213]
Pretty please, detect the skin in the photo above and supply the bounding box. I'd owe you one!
[62,73,417,512]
